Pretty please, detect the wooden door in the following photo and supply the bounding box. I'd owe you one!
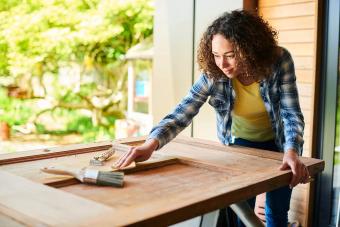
[0,136,324,226]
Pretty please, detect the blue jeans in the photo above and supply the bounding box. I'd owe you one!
[233,138,292,227]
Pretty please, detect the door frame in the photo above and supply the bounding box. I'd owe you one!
[313,0,340,226]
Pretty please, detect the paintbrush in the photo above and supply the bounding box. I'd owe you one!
[41,166,124,187]
[89,143,133,166]
[90,146,115,166]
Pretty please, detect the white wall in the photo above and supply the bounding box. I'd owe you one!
[193,0,243,141]
[152,0,194,136]
[153,0,243,140]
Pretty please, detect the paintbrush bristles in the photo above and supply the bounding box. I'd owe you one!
[41,166,124,187]
[96,171,124,187]
[82,169,124,187]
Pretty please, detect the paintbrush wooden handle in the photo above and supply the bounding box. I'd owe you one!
[41,166,77,177]
[93,146,115,162]
[92,143,131,161]
[90,143,131,165]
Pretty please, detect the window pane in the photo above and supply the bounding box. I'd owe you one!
[332,56,340,226]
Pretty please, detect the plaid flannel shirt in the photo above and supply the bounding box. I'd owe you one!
[148,47,305,155]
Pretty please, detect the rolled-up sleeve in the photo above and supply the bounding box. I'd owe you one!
[279,50,305,155]
[148,74,212,149]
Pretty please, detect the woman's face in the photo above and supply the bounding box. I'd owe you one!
[211,34,238,78]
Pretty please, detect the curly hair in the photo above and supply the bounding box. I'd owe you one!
[197,10,279,81]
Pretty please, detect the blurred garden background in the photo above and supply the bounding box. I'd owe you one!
[0,0,153,153]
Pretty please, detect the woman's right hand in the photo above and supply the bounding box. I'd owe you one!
[114,139,159,169]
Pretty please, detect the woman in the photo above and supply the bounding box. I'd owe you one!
[115,10,309,227]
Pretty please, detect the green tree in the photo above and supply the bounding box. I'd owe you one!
[0,0,153,141]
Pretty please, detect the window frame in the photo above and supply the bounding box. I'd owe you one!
[313,0,340,226]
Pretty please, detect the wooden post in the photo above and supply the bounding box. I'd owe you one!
[0,122,10,140]
[243,0,258,13]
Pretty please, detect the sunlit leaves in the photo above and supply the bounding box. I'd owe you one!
[0,0,153,77]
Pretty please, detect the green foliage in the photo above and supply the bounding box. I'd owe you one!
[0,0,153,79]
[67,116,94,134]
[335,85,340,165]
[34,113,116,142]
[335,152,340,165]
[65,113,116,142]
[0,0,154,142]
[0,88,35,126]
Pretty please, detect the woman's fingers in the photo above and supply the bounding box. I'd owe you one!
[296,163,309,184]
[299,164,305,183]
[115,139,158,169]
[301,165,310,184]
[289,161,310,187]
[290,162,300,188]
[114,147,134,168]
[120,150,138,168]
[254,205,266,222]
[258,214,266,223]
[282,150,300,188]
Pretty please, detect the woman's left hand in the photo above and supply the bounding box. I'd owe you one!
[279,149,310,188]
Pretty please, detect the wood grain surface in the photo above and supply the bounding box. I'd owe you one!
[0,136,324,226]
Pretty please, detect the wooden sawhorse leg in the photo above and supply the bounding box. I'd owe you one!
[230,201,265,227]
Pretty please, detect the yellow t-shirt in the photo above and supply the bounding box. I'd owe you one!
[231,78,275,141]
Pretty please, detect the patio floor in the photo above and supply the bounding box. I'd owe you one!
[0,133,83,154]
